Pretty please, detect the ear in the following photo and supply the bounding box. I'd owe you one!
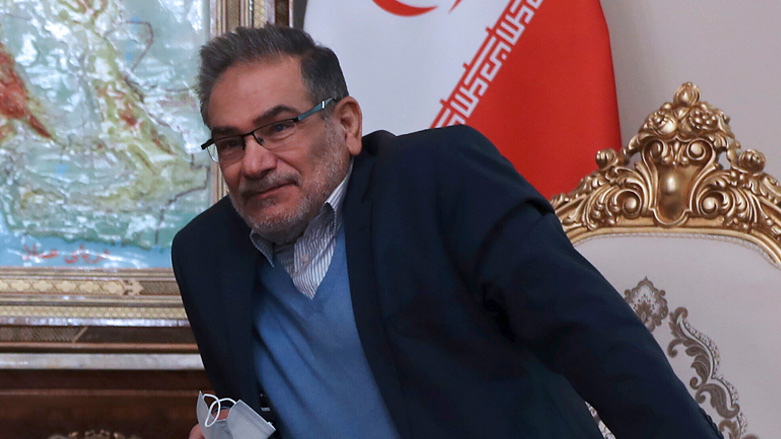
[333,96,363,156]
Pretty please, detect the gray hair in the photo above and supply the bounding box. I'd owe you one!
[197,26,349,127]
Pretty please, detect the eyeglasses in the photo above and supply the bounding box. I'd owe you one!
[201,97,336,163]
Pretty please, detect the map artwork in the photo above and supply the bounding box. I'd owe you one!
[0,0,213,268]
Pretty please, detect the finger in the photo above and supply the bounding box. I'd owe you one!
[189,423,205,439]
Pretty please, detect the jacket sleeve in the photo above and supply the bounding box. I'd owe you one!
[172,225,233,400]
[436,125,722,439]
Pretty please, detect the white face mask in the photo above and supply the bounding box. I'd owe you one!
[197,392,276,439]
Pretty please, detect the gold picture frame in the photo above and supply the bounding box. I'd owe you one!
[0,0,293,353]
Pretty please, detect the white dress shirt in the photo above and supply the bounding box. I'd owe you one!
[250,162,352,299]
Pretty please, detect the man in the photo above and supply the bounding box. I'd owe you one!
[173,26,723,439]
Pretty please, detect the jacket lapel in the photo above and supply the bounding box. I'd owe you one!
[344,132,411,437]
[220,210,262,410]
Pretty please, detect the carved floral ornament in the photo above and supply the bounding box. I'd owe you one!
[552,83,781,263]
[589,278,758,439]
[49,431,142,439]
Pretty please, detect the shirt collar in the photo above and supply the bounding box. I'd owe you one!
[249,160,353,265]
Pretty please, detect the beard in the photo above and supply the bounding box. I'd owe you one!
[229,122,350,244]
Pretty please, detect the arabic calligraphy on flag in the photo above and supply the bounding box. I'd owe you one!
[305,0,621,198]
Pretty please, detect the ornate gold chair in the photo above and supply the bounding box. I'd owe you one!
[553,83,780,439]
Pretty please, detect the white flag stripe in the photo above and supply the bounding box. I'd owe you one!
[305,0,507,135]
[433,0,544,128]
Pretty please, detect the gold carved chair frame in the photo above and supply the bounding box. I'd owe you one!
[554,83,778,439]
[553,82,781,262]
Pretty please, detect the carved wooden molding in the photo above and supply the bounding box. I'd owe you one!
[552,83,781,263]
[49,431,141,439]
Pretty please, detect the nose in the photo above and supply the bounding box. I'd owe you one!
[240,136,276,179]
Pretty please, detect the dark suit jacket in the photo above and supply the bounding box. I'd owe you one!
[172,125,722,438]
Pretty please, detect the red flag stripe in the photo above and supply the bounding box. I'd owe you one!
[432,0,543,128]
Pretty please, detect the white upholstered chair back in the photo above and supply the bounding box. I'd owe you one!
[553,83,780,439]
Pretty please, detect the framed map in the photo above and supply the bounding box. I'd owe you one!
[0,0,285,351]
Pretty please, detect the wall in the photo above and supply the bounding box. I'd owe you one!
[601,0,781,177]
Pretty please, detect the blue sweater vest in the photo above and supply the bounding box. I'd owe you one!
[252,226,399,439]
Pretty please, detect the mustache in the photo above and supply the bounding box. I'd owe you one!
[239,173,299,198]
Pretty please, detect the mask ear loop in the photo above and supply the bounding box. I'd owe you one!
[204,395,237,428]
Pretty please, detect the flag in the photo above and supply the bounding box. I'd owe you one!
[304,0,621,198]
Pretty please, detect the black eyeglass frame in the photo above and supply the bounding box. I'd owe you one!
[200,97,337,162]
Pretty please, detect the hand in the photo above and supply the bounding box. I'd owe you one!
[188,408,230,439]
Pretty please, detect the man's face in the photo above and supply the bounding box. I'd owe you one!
[206,57,358,243]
